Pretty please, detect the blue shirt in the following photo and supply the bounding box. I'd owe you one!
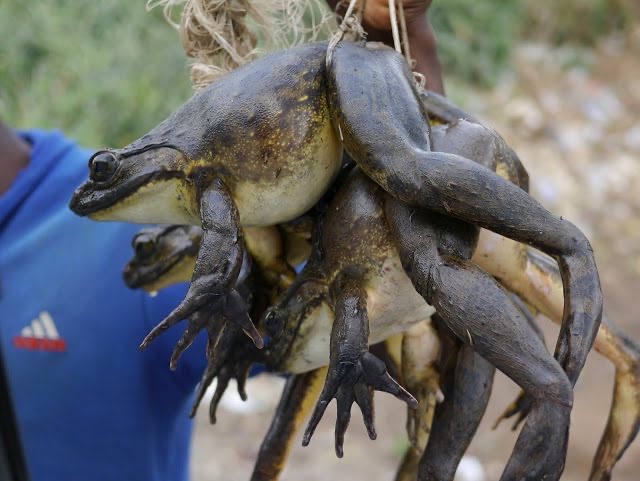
[0,130,208,481]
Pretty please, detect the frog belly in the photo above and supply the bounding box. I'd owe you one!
[233,123,343,227]
[284,255,435,374]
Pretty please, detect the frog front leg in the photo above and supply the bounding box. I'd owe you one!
[141,179,263,366]
[302,277,417,457]
[328,41,602,393]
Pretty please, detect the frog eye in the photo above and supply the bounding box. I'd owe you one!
[89,151,118,183]
[133,235,156,259]
[263,308,283,336]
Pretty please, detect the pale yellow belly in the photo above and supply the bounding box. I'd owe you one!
[284,254,436,373]
[233,122,343,227]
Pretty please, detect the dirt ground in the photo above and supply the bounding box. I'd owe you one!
[189,35,640,481]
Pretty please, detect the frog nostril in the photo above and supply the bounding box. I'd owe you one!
[89,152,118,183]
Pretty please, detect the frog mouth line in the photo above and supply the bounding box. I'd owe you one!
[69,170,181,217]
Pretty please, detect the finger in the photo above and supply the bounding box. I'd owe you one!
[139,303,190,349]
[209,372,230,425]
[224,290,264,349]
[302,398,331,447]
[354,382,377,440]
[302,374,341,446]
[236,368,249,402]
[378,376,418,409]
[361,352,418,408]
[190,366,218,418]
[334,391,353,458]
[206,320,227,359]
[511,409,528,431]
[170,326,201,370]
[240,318,264,349]
[492,392,531,431]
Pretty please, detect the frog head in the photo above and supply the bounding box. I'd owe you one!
[123,224,201,293]
[68,139,198,225]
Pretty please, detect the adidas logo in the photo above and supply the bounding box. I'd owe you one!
[12,311,67,352]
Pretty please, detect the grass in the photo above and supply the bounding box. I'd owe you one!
[0,2,191,147]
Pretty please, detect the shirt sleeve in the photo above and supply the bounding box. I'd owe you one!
[140,283,208,392]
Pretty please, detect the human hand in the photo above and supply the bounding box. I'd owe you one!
[360,0,432,33]
[325,0,443,92]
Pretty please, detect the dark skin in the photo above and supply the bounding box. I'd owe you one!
[290,118,527,462]
[299,164,573,480]
[403,323,496,481]
[69,42,600,379]
[117,75,633,479]
[0,121,31,195]
[259,159,523,474]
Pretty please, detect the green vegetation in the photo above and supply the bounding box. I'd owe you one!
[1,1,635,147]
[0,2,191,147]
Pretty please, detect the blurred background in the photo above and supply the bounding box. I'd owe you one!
[2,0,639,479]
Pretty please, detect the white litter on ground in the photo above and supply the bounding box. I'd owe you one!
[201,374,287,415]
[455,455,486,481]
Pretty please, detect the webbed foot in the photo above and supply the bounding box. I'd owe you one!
[302,351,417,457]
[190,324,261,424]
[140,283,263,370]
[493,391,533,431]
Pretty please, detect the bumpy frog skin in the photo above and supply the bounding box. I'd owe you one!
[70,41,606,481]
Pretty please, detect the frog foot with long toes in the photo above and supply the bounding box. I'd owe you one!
[191,322,262,424]
[300,278,419,457]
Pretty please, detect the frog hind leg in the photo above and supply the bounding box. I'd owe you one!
[327,41,602,394]
[588,322,640,481]
[479,238,640,479]
[385,197,573,481]
[416,323,495,481]
[250,368,326,481]
[393,321,442,481]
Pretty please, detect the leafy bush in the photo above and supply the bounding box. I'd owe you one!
[0,2,191,147]
[430,0,521,87]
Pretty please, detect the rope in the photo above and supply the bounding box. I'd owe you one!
[147,0,338,89]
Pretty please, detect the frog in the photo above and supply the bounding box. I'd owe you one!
[69,40,604,481]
